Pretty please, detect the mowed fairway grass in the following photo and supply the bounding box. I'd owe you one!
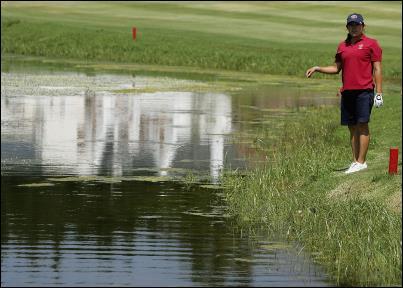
[1,1,401,79]
[1,1,402,287]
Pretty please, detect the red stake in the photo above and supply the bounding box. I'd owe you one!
[132,27,137,40]
[388,147,399,174]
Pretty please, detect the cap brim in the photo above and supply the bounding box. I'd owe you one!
[347,20,363,24]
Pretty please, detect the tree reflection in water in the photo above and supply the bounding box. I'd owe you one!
[1,71,332,286]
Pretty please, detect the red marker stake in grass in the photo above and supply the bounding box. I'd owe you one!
[132,27,137,40]
[388,147,399,175]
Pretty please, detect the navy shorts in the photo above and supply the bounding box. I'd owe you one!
[341,89,374,126]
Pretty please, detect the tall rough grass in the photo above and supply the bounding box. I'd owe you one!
[222,106,402,286]
[1,17,401,80]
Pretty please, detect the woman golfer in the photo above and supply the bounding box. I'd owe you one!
[306,13,383,174]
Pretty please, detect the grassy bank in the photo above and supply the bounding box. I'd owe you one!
[1,1,402,286]
[222,82,402,286]
[1,2,401,80]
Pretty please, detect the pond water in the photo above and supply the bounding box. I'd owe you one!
[1,63,336,286]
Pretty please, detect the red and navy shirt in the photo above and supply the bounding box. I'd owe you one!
[335,34,382,91]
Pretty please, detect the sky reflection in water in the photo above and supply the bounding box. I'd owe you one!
[1,69,334,286]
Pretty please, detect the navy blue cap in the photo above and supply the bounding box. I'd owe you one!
[347,13,364,25]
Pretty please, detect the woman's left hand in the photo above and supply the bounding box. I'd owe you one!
[374,93,383,108]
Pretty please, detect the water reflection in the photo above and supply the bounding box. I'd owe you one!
[1,176,330,286]
[77,90,232,181]
[1,72,234,182]
[1,70,333,286]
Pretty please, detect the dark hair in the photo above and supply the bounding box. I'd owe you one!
[345,33,352,43]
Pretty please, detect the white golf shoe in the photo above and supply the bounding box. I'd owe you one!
[345,162,367,174]
[346,162,356,171]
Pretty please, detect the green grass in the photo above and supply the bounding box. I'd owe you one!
[221,84,402,286]
[1,1,401,79]
[1,2,401,286]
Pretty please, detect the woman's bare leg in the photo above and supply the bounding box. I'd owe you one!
[348,125,359,162]
[356,122,370,164]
